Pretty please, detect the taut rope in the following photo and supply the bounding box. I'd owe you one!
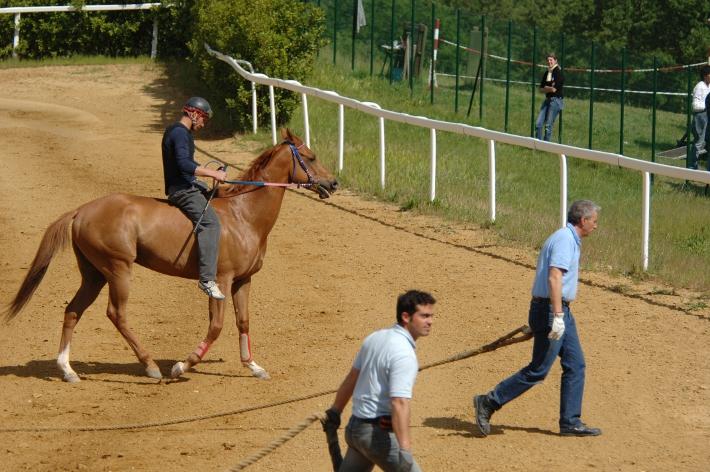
[226,413,324,471]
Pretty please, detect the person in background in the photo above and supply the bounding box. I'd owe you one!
[535,52,565,142]
[322,290,436,471]
[689,65,710,170]
[473,200,602,437]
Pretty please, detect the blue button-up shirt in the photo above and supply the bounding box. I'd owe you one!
[531,223,581,302]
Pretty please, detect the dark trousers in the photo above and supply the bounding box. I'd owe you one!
[168,186,221,281]
[487,299,587,428]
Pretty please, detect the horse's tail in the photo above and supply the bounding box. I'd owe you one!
[2,210,76,321]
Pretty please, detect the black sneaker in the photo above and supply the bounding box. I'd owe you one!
[560,423,602,437]
[473,394,495,436]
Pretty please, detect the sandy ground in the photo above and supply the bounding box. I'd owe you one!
[0,63,708,472]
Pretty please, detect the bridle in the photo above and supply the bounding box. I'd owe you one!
[285,140,316,187]
[221,140,318,189]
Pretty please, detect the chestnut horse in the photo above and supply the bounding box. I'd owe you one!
[3,128,338,382]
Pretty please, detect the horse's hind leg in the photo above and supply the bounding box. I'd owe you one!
[105,265,162,380]
[58,249,106,383]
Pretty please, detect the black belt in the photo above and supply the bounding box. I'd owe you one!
[354,415,392,429]
[355,415,391,424]
[531,296,570,306]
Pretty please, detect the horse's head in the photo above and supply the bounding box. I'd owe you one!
[280,128,338,199]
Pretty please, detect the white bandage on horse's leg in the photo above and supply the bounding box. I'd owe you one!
[192,340,212,360]
[240,333,253,363]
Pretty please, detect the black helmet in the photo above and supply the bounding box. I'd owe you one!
[183,96,213,119]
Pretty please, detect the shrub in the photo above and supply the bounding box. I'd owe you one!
[189,0,326,130]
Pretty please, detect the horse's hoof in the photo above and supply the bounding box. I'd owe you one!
[63,372,81,383]
[146,366,163,380]
[170,361,186,379]
[244,360,271,380]
[253,369,271,380]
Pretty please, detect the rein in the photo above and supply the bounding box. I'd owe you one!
[222,141,317,189]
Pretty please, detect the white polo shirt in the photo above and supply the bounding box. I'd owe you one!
[351,323,418,419]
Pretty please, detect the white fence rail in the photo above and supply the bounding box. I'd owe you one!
[204,43,710,271]
[0,3,163,59]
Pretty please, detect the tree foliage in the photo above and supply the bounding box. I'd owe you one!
[189,0,326,130]
[444,0,710,65]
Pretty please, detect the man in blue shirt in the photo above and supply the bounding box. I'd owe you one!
[322,290,436,471]
[474,200,602,437]
[162,97,227,300]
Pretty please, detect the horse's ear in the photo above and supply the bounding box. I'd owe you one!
[280,128,289,140]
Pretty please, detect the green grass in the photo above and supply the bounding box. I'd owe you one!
[243,58,710,292]
[0,55,155,69]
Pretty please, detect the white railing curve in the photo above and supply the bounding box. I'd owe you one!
[203,43,710,271]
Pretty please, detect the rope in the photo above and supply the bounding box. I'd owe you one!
[226,413,323,471]
[420,325,531,371]
[0,326,531,433]
[0,389,334,433]
[435,72,688,96]
[438,37,708,73]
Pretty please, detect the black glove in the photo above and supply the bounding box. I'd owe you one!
[321,408,341,432]
[397,449,414,472]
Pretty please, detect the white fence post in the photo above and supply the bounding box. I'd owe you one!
[150,17,158,59]
[251,82,258,134]
[430,128,437,201]
[302,93,310,148]
[642,171,651,271]
[488,139,496,222]
[12,12,20,58]
[560,154,568,228]
[269,85,277,145]
[235,61,258,134]
[338,104,345,171]
[379,117,386,189]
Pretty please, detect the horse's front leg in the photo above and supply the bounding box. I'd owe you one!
[170,283,228,379]
[234,277,270,380]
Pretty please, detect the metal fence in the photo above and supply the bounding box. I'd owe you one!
[308,0,710,167]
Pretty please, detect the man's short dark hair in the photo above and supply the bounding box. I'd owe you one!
[396,290,436,323]
[567,200,601,225]
[700,65,710,79]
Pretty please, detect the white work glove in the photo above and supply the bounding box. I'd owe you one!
[548,313,565,340]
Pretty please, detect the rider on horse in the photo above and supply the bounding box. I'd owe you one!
[161,97,228,300]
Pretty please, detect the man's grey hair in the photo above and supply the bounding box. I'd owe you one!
[567,200,601,225]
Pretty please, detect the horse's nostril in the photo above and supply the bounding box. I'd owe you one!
[332,180,339,190]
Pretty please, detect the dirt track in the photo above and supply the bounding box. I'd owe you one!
[0,64,708,472]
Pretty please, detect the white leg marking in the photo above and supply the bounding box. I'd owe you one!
[57,344,80,383]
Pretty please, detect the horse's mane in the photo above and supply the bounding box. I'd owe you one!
[217,145,278,197]
[241,146,277,182]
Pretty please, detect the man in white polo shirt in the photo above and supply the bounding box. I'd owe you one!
[322,290,435,472]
